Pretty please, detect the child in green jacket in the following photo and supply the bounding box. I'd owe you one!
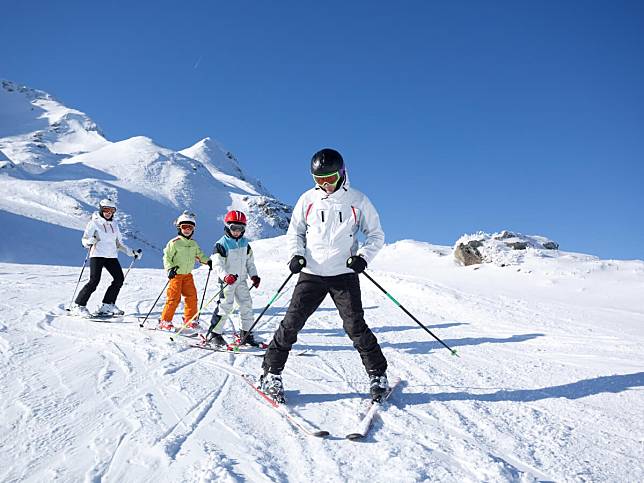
[159,211,211,330]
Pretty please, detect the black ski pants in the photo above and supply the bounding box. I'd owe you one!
[262,272,387,377]
[75,257,124,306]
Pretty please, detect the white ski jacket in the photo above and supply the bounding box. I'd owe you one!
[81,212,134,259]
[287,178,385,277]
[211,234,258,283]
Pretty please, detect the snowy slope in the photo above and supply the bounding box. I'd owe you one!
[0,238,642,482]
[0,80,291,266]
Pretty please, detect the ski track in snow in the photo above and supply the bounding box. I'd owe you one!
[0,249,643,482]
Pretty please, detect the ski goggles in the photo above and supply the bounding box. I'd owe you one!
[179,223,195,230]
[226,222,246,232]
[101,207,116,213]
[312,171,341,187]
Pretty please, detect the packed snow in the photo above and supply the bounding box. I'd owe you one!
[0,237,642,482]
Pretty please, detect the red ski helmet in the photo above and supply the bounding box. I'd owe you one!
[224,210,247,238]
[224,210,247,225]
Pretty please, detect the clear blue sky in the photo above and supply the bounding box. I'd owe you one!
[2,0,643,259]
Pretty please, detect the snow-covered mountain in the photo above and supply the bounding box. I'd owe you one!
[0,80,291,266]
[0,80,109,172]
[0,238,642,481]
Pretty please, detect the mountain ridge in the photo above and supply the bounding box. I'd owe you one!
[0,80,291,266]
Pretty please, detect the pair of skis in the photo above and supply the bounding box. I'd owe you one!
[66,312,131,323]
[189,333,268,355]
[242,372,401,440]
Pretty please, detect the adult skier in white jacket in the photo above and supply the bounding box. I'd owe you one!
[73,199,141,317]
[261,148,388,402]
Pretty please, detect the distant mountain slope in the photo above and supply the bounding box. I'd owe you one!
[0,80,291,266]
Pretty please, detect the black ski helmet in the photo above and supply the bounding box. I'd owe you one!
[310,148,346,191]
[310,148,344,176]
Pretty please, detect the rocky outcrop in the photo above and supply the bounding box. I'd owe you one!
[454,242,483,266]
[454,230,559,266]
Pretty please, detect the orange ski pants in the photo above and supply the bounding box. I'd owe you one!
[160,273,198,323]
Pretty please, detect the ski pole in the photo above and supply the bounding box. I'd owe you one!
[139,279,170,327]
[252,289,292,333]
[170,283,227,341]
[238,273,294,346]
[361,270,459,357]
[66,246,91,311]
[122,258,136,282]
[123,249,142,282]
[196,266,212,322]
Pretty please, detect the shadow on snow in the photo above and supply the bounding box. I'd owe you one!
[402,371,644,404]
[297,333,544,354]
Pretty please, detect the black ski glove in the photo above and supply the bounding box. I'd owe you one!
[168,267,178,279]
[289,255,306,274]
[134,249,143,260]
[346,255,367,273]
[206,260,213,270]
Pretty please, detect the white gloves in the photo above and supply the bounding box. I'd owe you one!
[82,235,99,248]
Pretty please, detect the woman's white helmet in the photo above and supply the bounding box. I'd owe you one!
[175,211,197,227]
[99,198,117,211]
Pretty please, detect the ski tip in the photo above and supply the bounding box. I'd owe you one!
[346,433,364,441]
[313,430,330,438]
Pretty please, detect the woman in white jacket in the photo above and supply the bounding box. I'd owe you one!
[73,199,141,317]
[260,148,388,403]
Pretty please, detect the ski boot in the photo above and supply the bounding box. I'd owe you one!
[109,304,125,316]
[96,303,114,316]
[73,305,91,318]
[369,373,389,402]
[158,319,175,331]
[259,372,285,403]
[208,333,227,348]
[238,330,262,347]
[97,303,125,316]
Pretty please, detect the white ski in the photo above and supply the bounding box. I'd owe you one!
[346,377,401,441]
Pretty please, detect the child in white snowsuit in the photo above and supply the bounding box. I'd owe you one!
[205,210,260,346]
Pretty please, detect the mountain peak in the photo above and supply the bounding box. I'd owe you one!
[0,79,109,172]
[179,137,270,196]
